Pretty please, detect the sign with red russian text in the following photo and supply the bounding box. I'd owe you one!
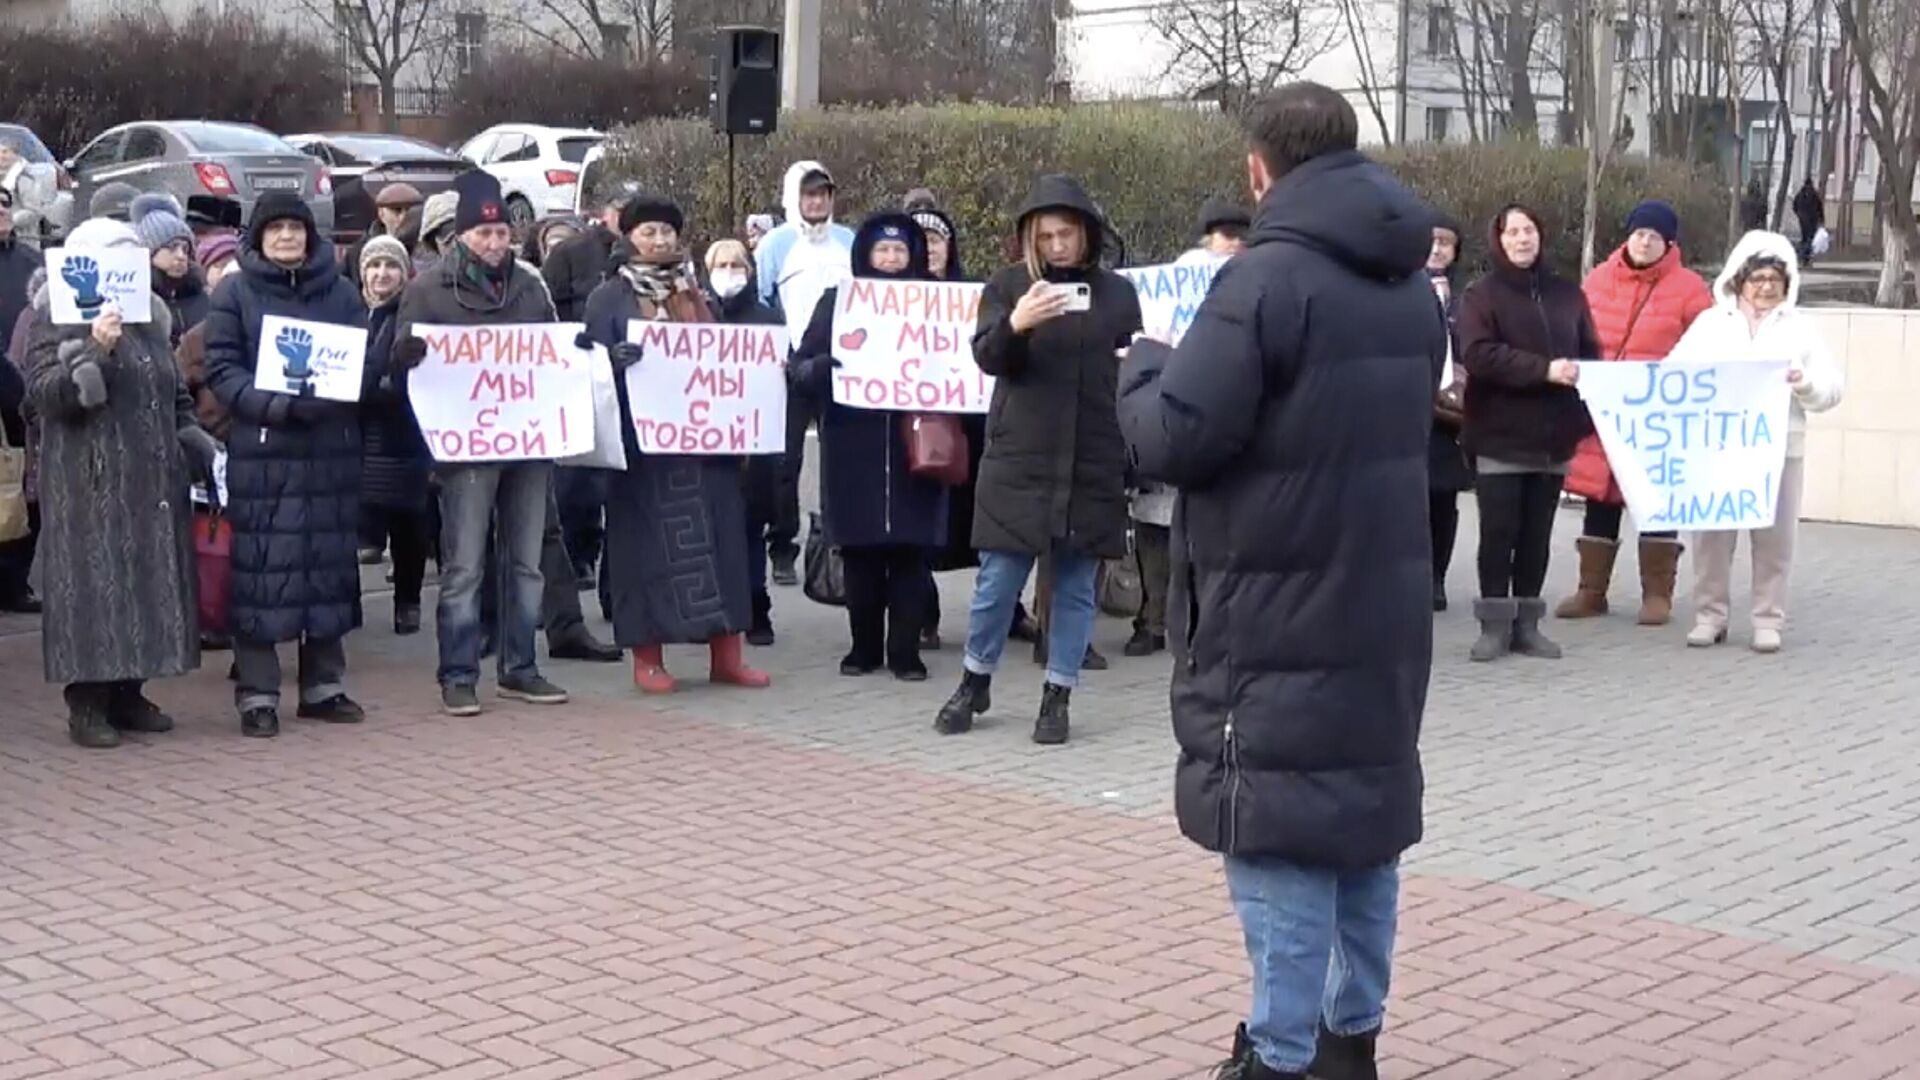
[830,279,991,414]
[406,322,596,463]
[623,321,790,455]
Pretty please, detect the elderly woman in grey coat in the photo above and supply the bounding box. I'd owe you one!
[25,216,217,748]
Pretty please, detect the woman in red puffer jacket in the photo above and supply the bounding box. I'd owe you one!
[1557,200,1712,626]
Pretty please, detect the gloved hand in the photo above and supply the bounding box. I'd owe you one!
[574,331,596,352]
[390,335,430,372]
[72,361,108,409]
[608,342,645,372]
[178,425,220,485]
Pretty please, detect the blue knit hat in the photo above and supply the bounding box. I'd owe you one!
[1624,200,1679,244]
[131,192,193,253]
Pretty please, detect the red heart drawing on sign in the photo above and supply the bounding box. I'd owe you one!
[838,328,868,351]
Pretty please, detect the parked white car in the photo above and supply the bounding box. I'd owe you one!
[457,124,603,228]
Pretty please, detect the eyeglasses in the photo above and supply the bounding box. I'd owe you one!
[1746,274,1786,287]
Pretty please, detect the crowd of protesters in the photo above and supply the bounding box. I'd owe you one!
[0,82,1848,1080]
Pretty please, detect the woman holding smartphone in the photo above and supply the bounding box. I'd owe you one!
[933,175,1143,746]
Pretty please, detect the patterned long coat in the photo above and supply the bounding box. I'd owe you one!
[25,290,200,684]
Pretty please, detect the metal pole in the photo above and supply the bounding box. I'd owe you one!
[727,134,737,234]
[782,0,821,110]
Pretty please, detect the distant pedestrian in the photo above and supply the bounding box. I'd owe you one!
[1791,177,1825,264]
[346,182,423,284]
[1426,216,1471,613]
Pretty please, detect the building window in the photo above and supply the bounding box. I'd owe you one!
[601,21,631,58]
[1426,5,1454,55]
[334,1,364,68]
[454,12,488,75]
[1488,12,1509,48]
[1426,106,1452,142]
[1613,18,1635,61]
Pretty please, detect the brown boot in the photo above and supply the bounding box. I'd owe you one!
[1636,536,1684,626]
[1554,536,1618,618]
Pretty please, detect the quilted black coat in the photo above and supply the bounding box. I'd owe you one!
[204,204,369,645]
[1118,150,1438,870]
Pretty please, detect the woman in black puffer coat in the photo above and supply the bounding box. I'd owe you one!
[355,236,434,636]
[204,194,369,739]
[1456,203,1598,664]
[790,213,951,681]
[933,175,1142,746]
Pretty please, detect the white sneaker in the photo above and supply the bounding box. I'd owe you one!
[1687,623,1726,648]
[1752,628,1783,653]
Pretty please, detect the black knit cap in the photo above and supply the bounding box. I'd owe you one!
[453,169,507,234]
[618,194,685,236]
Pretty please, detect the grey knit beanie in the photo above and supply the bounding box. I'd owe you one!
[130,192,193,253]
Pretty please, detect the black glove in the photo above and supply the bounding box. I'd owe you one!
[390,335,429,372]
[609,342,645,372]
[574,331,596,351]
[178,425,219,485]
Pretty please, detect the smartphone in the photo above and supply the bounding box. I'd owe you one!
[1056,283,1092,312]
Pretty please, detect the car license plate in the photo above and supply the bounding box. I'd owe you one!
[251,175,301,192]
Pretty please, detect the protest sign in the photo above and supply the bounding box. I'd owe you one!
[407,322,595,463]
[1119,255,1225,344]
[1576,359,1793,531]
[253,316,368,403]
[624,321,789,454]
[831,279,991,413]
[44,247,152,325]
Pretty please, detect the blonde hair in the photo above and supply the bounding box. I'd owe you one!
[706,238,750,271]
[1021,212,1089,281]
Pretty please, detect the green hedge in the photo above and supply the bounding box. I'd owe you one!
[592,104,1730,277]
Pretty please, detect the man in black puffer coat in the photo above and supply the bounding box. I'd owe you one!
[205,193,370,739]
[1118,83,1439,1080]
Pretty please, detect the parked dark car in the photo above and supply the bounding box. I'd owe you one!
[286,132,473,243]
[65,121,335,236]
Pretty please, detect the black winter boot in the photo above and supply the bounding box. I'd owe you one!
[1211,1022,1306,1079]
[747,590,775,647]
[64,684,120,749]
[108,683,175,733]
[1306,1025,1379,1080]
[934,671,991,735]
[1469,597,1517,662]
[1033,683,1071,745]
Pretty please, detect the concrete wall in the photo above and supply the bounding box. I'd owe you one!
[1801,310,1920,529]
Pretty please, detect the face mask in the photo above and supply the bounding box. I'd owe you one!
[712,269,749,299]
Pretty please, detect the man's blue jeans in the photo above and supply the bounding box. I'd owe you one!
[1224,855,1399,1074]
[437,462,552,688]
[962,547,1098,688]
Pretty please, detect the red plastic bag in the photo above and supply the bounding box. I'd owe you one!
[195,509,232,635]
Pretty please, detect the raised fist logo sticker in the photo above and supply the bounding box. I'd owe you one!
[276,324,317,397]
[61,256,104,319]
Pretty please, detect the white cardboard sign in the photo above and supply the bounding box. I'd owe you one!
[830,278,991,414]
[624,320,789,454]
[406,322,596,463]
[45,247,152,325]
[253,316,368,403]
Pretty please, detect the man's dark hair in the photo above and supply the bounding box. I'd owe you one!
[1242,82,1359,181]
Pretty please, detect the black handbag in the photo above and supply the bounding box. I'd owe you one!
[802,511,846,607]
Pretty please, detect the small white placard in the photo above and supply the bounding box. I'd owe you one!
[44,247,152,325]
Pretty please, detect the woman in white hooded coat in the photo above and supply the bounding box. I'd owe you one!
[1665,230,1842,653]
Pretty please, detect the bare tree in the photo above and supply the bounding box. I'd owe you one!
[494,0,672,61]
[1578,0,1641,269]
[1152,0,1340,109]
[1331,0,1396,141]
[297,0,446,131]
[1833,0,1919,306]
[1735,0,1811,229]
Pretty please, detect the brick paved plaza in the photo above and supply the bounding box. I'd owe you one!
[3,504,1919,1078]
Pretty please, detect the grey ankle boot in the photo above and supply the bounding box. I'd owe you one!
[1511,597,1564,659]
[1469,597,1517,662]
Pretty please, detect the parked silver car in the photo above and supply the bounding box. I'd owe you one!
[65,121,335,235]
